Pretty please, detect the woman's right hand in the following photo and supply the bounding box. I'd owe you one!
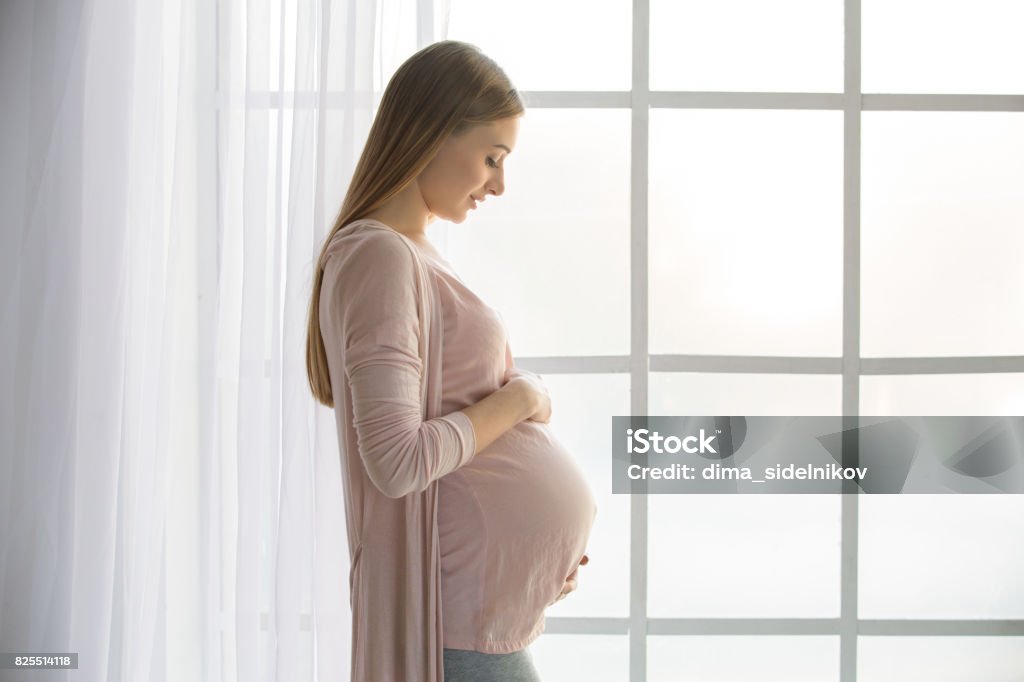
[503,368,551,423]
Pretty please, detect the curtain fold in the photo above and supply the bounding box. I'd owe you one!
[0,0,450,680]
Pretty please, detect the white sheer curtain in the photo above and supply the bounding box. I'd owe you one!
[1,0,449,680]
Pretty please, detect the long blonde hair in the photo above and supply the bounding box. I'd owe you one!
[306,40,525,407]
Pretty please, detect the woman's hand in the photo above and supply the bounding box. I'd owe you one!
[553,554,589,603]
[503,367,551,424]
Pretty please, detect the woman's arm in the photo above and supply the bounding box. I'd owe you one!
[458,380,536,454]
[323,231,481,499]
[459,338,551,452]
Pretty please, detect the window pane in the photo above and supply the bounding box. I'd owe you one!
[650,0,843,93]
[649,373,842,618]
[860,495,1024,619]
[530,634,628,681]
[543,374,631,618]
[862,0,1024,95]
[861,374,1024,416]
[650,372,843,416]
[861,112,1024,358]
[441,109,631,357]
[649,495,842,618]
[860,375,1024,619]
[649,636,839,682]
[649,110,844,357]
[447,0,631,91]
[859,637,1024,681]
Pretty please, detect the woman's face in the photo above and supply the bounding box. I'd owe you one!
[418,116,520,223]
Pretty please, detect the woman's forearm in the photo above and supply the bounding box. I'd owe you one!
[458,384,535,455]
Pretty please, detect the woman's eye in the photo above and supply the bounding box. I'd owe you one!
[486,157,499,169]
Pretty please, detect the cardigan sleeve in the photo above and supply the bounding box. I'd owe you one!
[322,230,477,499]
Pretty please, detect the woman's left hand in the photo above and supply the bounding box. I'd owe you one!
[553,554,589,603]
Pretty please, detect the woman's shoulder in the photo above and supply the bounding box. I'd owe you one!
[331,218,406,247]
[325,220,419,271]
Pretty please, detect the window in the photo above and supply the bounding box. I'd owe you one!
[442,1,1024,680]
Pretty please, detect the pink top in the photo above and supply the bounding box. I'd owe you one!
[420,248,597,653]
[319,219,595,680]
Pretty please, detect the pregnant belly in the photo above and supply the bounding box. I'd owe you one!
[437,421,597,641]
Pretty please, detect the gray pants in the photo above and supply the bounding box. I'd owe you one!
[443,647,542,681]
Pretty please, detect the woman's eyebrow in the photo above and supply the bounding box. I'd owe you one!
[493,144,511,153]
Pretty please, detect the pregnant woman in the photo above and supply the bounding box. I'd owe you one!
[305,41,597,682]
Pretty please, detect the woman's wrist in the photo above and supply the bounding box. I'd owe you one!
[502,379,535,422]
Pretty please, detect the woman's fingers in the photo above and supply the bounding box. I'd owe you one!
[503,366,543,384]
[553,556,590,604]
[555,572,580,603]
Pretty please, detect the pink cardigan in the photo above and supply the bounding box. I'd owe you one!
[319,220,479,681]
